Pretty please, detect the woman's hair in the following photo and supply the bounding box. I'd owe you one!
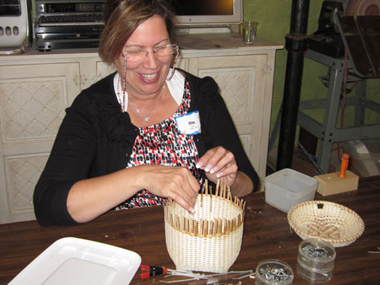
[99,0,177,63]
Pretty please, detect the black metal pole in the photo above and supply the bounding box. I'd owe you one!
[276,0,310,170]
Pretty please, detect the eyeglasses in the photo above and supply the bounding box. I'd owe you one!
[123,44,179,62]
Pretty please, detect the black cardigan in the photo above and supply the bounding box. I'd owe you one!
[34,70,259,226]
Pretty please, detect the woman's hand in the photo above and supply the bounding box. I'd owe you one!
[196,147,254,197]
[138,165,200,213]
[68,164,200,223]
[196,146,238,187]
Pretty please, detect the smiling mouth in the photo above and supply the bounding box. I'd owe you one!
[139,73,158,80]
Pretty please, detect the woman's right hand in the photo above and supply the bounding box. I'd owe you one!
[137,165,200,213]
[67,164,200,223]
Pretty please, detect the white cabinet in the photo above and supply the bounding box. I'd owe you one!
[0,62,82,223]
[187,54,271,187]
[0,36,282,223]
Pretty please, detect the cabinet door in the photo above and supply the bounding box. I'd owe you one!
[96,61,117,81]
[0,63,81,223]
[188,55,271,188]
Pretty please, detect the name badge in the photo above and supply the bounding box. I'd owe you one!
[175,111,201,135]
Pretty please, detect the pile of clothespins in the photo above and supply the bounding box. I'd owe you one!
[140,265,255,284]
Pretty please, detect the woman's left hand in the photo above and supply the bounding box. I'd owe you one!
[196,146,238,187]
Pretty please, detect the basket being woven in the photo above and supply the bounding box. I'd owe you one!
[164,181,246,273]
[287,200,365,247]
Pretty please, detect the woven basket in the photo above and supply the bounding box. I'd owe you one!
[287,200,365,247]
[164,182,245,273]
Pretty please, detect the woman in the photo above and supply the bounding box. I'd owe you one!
[33,0,258,226]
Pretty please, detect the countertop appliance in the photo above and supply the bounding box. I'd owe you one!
[0,0,32,55]
[35,0,105,51]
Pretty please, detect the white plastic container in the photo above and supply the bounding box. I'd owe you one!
[343,139,380,177]
[265,168,318,213]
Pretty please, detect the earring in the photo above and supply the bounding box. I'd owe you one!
[122,55,127,90]
[166,52,179,81]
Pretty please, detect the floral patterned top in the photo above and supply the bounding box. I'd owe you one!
[116,79,202,209]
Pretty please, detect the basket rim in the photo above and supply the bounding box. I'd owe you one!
[287,200,365,245]
[164,194,245,238]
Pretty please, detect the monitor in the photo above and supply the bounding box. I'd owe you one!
[171,0,243,26]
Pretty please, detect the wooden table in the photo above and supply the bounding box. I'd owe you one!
[1,176,380,284]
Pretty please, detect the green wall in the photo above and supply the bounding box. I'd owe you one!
[244,0,380,144]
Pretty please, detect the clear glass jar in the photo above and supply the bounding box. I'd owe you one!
[255,259,294,285]
[297,238,336,282]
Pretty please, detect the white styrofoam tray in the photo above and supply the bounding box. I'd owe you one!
[9,237,141,285]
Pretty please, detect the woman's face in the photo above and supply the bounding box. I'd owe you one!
[116,15,173,98]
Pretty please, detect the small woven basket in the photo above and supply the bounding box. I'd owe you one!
[164,181,246,273]
[287,200,365,247]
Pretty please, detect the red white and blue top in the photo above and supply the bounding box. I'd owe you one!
[116,72,202,209]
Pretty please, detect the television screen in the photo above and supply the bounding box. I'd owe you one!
[171,0,234,16]
[170,0,242,26]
